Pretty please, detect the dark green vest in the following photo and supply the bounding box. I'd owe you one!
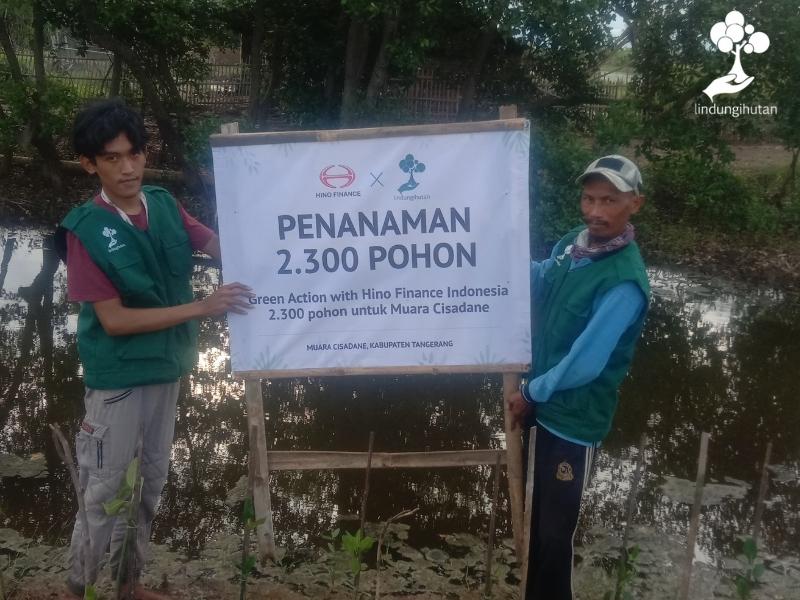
[61,186,198,389]
[530,227,650,443]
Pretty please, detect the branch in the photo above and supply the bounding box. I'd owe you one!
[375,507,419,600]
[50,423,97,589]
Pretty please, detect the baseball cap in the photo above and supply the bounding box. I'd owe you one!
[576,155,642,194]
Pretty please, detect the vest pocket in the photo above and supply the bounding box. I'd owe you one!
[107,252,156,296]
[163,238,193,276]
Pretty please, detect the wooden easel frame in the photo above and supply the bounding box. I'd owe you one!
[217,108,528,565]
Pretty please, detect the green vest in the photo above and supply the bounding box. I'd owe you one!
[61,185,198,389]
[530,228,650,443]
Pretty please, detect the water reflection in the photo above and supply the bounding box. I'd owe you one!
[0,227,797,570]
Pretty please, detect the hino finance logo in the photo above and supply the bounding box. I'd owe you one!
[317,164,361,198]
[703,10,770,102]
[319,164,356,188]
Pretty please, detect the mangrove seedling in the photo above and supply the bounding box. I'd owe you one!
[103,453,143,600]
[342,529,375,599]
[235,496,265,600]
[731,537,765,599]
[604,544,640,600]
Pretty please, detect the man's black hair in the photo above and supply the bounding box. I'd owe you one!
[72,98,148,161]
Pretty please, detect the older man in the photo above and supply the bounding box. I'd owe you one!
[508,155,650,599]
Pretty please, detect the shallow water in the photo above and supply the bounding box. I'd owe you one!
[0,226,798,573]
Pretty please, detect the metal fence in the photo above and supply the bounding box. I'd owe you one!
[2,52,630,118]
[404,67,463,121]
[5,51,254,109]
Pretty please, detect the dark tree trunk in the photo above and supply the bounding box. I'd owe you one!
[264,29,286,107]
[365,9,399,110]
[0,16,24,81]
[109,52,123,97]
[248,0,268,123]
[339,16,371,127]
[92,33,206,196]
[457,24,495,119]
[32,2,47,95]
[323,10,349,122]
[0,237,15,292]
[0,10,62,188]
[774,147,799,205]
[0,103,12,177]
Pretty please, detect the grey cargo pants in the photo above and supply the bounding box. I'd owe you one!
[66,381,179,595]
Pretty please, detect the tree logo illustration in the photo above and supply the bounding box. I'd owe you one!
[703,10,770,102]
[398,154,426,193]
[102,226,118,249]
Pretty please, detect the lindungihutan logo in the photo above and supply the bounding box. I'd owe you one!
[703,10,770,102]
[102,226,118,249]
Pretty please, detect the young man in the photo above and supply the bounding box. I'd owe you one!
[507,155,650,599]
[58,99,251,599]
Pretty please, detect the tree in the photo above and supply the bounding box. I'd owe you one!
[0,0,66,187]
[43,0,224,192]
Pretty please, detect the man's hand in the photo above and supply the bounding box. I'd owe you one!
[507,389,532,428]
[199,282,254,316]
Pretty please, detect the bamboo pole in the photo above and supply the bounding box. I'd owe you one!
[503,373,525,559]
[678,431,710,600]
[615,433,648,600]
[261,448,506,470]
[210,118,528,147]
[235,363,528,380]
[520,426,537,598]
[245,379,276,561]
[751,441,773,544]
[358,431,376,534]
[240,425,258,600]
[484,452,503,597]
[223,118,276,563]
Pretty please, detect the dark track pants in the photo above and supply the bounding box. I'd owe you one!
[523,424,596,600]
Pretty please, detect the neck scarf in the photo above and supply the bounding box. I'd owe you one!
[570,223,635,260]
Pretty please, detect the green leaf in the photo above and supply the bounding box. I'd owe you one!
[742,537,757,562]
[125,457,139,489]
[752,562,765,581]
[102,497,128,516]
[348,557,361,575]
[243,555,257,574]
[359,536,375,553]
[84,585,97,600]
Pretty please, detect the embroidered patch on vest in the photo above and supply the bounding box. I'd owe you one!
[556,460,574,481]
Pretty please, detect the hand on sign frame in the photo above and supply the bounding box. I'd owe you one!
[200,282,254,316]
[507,389,532,428]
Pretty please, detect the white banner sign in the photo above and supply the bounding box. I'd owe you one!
[212,122,532,375]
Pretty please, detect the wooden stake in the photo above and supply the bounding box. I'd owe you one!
[615,433,648,600]
[751,441,773,544]
[520,426,537,598]
[240,425,258,600]
[359,431,376,533]
[245,379,276,561]
[485,452,503,596]
[499,104,518,119]
[678,431,710,600]
[502,373,525,559]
